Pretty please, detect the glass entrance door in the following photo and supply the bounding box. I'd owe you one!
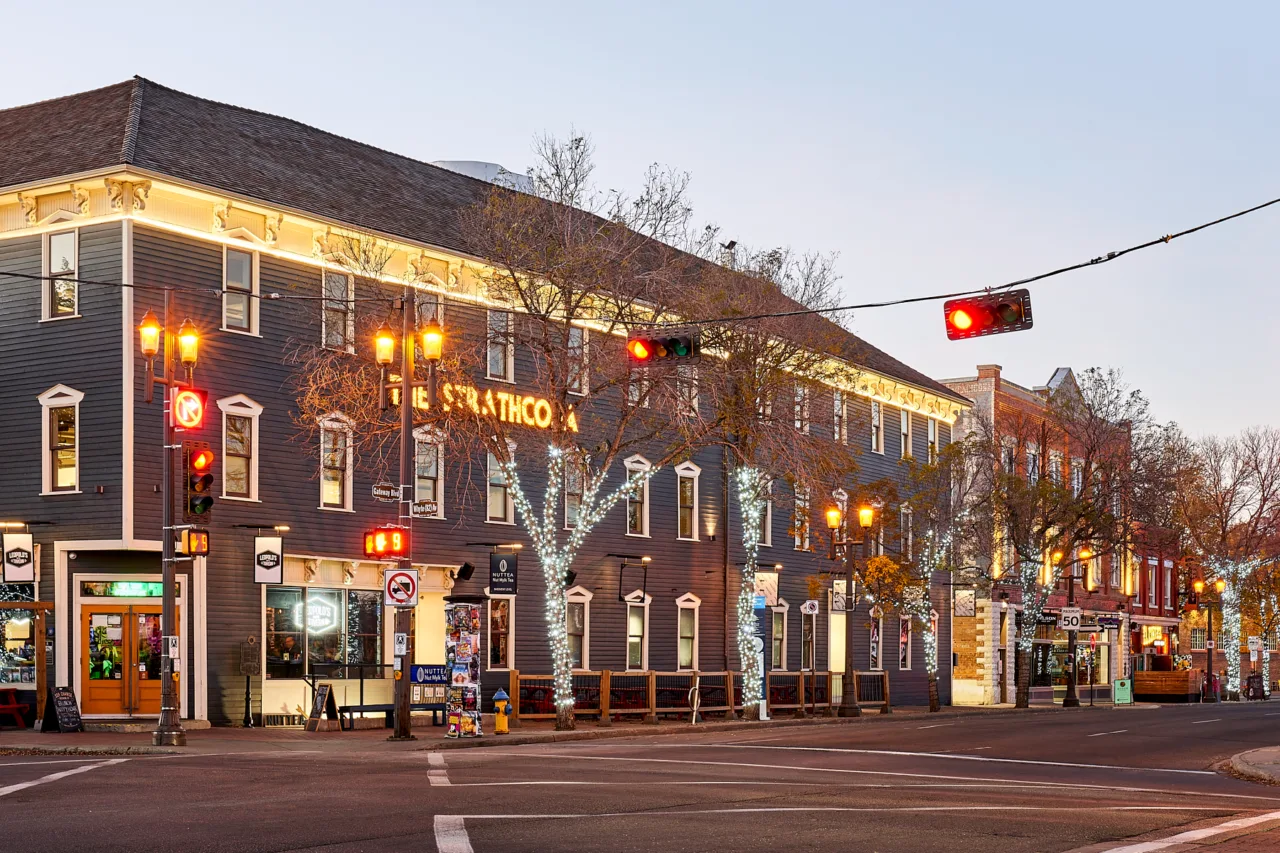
[80,605,176,717]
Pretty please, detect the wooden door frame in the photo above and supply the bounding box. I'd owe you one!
[0,601,53,720]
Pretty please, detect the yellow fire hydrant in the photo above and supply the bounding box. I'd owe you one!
[493,687,511,735]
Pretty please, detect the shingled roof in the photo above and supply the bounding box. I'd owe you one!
[0,77,968,406]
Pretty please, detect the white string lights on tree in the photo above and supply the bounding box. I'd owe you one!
[734,466,767,715]
[1204,556,1264,698]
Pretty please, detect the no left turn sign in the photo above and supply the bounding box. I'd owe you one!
[384,569,419,608]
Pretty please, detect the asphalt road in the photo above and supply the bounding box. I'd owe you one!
[5,702,1280,852]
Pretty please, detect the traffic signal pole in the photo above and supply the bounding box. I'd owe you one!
[391,285,416,741]
[1063,561,1080,708]
[154,287,186,746]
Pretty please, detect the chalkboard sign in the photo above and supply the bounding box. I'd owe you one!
[41,686,83,733]
[305,683,338,732]
[239,637,261,677]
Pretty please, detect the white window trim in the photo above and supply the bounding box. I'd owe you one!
[40,228,80,322]
[485,587,515,671]
[1163,561,1173,611]
[871,401,884,454]
[1027,442,1040,483]
[624,589,651,671]
[770,597,790,671]
[675,592,701,671]
[833,390,847,445]
[567,326,588,397]
[793,484,811,551]
[318,412,354,512]
[676,364,699,418]
[321,270,355,354]
[486,440,518,525]
[624,454,652,538]
[927,417,938,461]
[1147,558,1157,607]
[900,409,912,459]
[900,505,913,560]
[222,245,260,336]
[486,309,515,383]
[38,384,84,495]
[566,585,593,671]
[412,426,446,519]
[870,614,884,671]
[674,460,701,541]
[794,386,811,434]
[563,453,584,531]
[759,482,774,548]
[801,609,817,671]
[217,394,263,502]
[898,614,912,670]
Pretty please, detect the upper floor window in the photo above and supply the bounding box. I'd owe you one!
[1001,437,1017,473]
[1049,452,1064,486]
[567,326,587,395]
[1147,558,1157,606]
[628,367,652,409]
[1026,443,1040,484]
[833,391,847,444]
[624,455,651,537]
[676,365,699,418]
[794,386,810,434]
[1111,553,1123,589]
[1163,561,1173,609]
[488,449,516,523]
[414,428,444,519]
[323,272,354,351]
[1071,458,1084,496]
[900,410,912,459]
[218,394,263,501]
[38,385,83,494]
[900,505,913,560]
[319,414,353,510]
[870,402,884,454]
[44,230,78,319]
[793,484,811,551]
[927,418,939,462]
[564,456,584,529]
[1190,627,1206,650]
[223,248,257,334]
[758,483,774,548]
[675,462,700,541]
[487,310,514,381]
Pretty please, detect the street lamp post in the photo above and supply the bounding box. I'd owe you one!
[1063,548,1091,709]
[1193,578,1226,703]
[376,288,443,740]
[137,290,199,747]
[827,504,874,717]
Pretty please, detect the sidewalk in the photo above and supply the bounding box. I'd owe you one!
[1229,746,1280,785]
[0,702,1100,756]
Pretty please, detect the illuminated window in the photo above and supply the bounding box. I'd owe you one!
[39,385,83,494]
[870,402,884,454]
[624,455,651,537]
[676,593,700,670]
[624,590,650,670]
[318,414,353,510]
[218,395,262,501]
[833,391,847,444]
[487,310,513,381]
[414,428,443,518]
[487,594,513,669]
[322,272,354,351]
[487,451,514,523]
[45,230,77,319]
[675,461,700,541]
[900,410,912,459]
[223,247,257,334]
[265,586,382,680]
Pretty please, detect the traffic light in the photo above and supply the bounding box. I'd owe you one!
[364,526,410,559]
[184,441,215,520]
[178,528,211,556]
[626,329,700,363]
[170,387,208,430]
[943,289,1033,340]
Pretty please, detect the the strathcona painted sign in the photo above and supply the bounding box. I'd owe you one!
[392,381,578,432]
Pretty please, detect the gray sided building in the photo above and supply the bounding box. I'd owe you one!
[0,78,970,725]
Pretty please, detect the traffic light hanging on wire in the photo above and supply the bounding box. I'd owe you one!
[184,441,215,520]
[626,329,701,363]
[943,289,1034,340]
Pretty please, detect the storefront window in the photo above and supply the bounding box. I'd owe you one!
[490,598,512,668]
[0,602,37,685]
[265,587,382,679]
[1031,622,1111,688]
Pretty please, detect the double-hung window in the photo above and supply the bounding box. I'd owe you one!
[1111,553,1123,590]
[624,455,651,536]
[223,248,256,333]
[319,415,353,510]
[900,410,912,458]
[564,457,584,529]
[218,395,262,501]
[757,482,774,547]
[870,402,884,453]
[1071,459,1084,496]
[1163,561,1173,610]
[46,230,78,318]
[801,610,816,670]
[39,385,83,494]
[567,326,587,395]
[794,386,810,433]
[833,391,847,444]
[900,505,913,560]
[771,600,789,670]
[414,429,443,518]
[488,595,513,669]
[1026,443,1040,484]
[676,593,700,670]
[566,586,592,669]
[676,365,699,418]
[624,591,650,670]
[793,484,811,550]
[927,418,939,462]
[628,368,652,409]
[487,310,514,381]
[323,272,354,351]
[1049,452,1064,486]
[488,451,515,523]
[675,461,700,541]
[1147,559,1157,607]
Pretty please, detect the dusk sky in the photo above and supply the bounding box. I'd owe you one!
[6,1,1278,435]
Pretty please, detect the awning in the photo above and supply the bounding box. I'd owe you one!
[1128,615,1181,627]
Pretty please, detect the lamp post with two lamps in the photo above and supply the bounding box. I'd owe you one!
[1062,547,1093,709]
[825,502,874,717]
[136,292,203,747]
[1192,577,1226,702]
[373,288,444,740]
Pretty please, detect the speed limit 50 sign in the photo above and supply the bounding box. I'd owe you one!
[1057,607,1083,630]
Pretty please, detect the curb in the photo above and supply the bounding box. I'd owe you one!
[1228,748,1280,786]
[0,745,181,756]
[419,704,1072,751]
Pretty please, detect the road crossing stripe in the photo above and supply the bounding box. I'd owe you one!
[1102,807,1280,852]
[433,815,473,853]
[0,759,127,799]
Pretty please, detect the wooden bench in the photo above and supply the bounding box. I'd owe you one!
[337,702,445,730]
[0,687,30,728]
[1133,670,1200,703]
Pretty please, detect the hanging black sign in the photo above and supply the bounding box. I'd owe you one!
[489,552,518,595]
[305,683,338,732]
[41,686,83,733]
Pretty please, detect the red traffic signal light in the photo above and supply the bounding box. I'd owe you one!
[171,387,208,430]
[626,330,700,363]
[184,441,215,520]
[178,528,211,556]
[943,289,1033,340]
[364,527,410,559]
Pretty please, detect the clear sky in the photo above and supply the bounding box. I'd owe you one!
[5,1,1277,435]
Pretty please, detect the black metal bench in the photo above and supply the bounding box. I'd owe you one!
[337,702,446,730]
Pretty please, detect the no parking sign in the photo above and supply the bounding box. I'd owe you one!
[384,569,419,608]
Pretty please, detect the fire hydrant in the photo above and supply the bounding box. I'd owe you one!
[493,687,511,735]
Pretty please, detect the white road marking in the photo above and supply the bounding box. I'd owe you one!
[0,759,127,798]
[1191,718,1221,725]
[0,758,110,767]
[706,744,1214,775]
[434,815,474,853]
[968,747,992,751]
[447,806,1227,820]
[428,752,446,766]
[1103,807,1280,852]
[474,752,1280,803]
[428,752,450,786]
[1089,730,1129,738]
[917,723,955,729]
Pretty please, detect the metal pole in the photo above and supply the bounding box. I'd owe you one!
[838,521,862,717]
[154,288,186,746]
[391,286,416,740]
[1063,562,1080,708]
[1205,603,1217,703]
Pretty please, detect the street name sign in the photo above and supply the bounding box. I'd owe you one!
[372,482,399,502]
[411,499,438,518]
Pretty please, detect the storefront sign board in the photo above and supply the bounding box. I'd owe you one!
[40,685,83,733]
[489,553,518,596]
[253,536,283,585]
[2,533,35,583]
[1113,678,1133,705]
